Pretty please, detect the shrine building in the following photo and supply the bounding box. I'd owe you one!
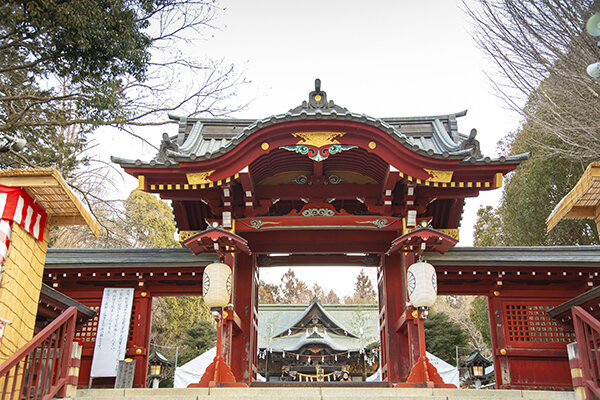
[39,81,600,390]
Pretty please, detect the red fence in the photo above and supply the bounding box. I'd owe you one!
[572,305,600,400]
[0,306,77,400]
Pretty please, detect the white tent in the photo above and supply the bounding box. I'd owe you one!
[174,347,215,388]
[426,352,460,387]
[367,352,459,387]
[174,348,265,387]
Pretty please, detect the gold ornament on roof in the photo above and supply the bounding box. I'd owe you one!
[186,170,216,185]
[424,169,454,183]
[291,132,345,148]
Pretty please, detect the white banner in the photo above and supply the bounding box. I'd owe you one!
[90,288,134,378]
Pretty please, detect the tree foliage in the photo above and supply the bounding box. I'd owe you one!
[51,189,180,248]
[466,0,600,160]
[468,0,600,246]
[424,312,468,364]
[344,269,377,304]
[470,296,491,348]
[1,0,244,238]
[258,268,376,305]
[177,320,216,366]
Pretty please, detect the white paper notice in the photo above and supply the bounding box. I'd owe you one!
[90,288,134,378]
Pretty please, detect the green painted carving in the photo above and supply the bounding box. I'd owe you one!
[356,218,391,228]
[249,219,280,229]
[302,208,336,217]
[279,144,357,161]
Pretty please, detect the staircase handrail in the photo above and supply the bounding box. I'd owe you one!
[572,305,600,400]
[0,306,77,400]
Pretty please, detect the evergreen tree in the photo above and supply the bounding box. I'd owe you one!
[178,320,217,366]
[279,269,312,304]
[258,280,281,304]
[345,269,377,304]
[424,312,468,364]
[470,296,491,348]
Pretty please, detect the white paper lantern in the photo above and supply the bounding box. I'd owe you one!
[202,262,232,309]
[406,261,437,308]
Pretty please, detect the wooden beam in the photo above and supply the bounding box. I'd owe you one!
[564,206,596,219]
[48,215,87,226]
[0,176,61,187]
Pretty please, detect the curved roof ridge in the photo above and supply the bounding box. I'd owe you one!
[272,299,359,339]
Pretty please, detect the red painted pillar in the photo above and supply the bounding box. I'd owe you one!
[380,252,417,383]
[130,290,152,388]
[229,252,257,383]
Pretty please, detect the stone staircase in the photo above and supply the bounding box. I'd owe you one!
[76,387,575,400]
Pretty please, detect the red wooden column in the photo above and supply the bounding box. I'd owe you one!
[229,252,258,383]
[129,290,152,388]
[380,251,418,383]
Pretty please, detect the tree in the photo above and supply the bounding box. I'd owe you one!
[345,269,377,304]
[177,320,217,366]
[466,0,600,161]
[470,296,491,348]
[50,189,180,248]
[1,0,244,240]
[322,289,341,305]
[258,280,281,304]
[424,312,469,364]
[1,0,242,153]
[123,190,179,248]
[279,269,312,304]
[432,296,490,355]
[468,0,600,246]
[473,129,598,246]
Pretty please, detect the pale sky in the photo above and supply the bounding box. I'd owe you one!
[105,0,522,297]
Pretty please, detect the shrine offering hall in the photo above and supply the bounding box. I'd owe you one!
[42,82,600,390]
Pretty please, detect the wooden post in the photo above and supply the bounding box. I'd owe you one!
[230,252,257,383]
[380,251,412,383]
[567,342,586,400]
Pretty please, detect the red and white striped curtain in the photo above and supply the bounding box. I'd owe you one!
[0,185,47,265]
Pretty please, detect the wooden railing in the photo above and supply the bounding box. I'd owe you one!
[0,306,77,400]
[572,305,600,400]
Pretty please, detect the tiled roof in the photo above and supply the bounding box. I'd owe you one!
[257,302,379,352]
[112,83,528,168]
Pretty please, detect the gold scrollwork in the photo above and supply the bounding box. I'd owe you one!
[186,170,216,185]
[291,132,345,148]
[424,168,454,183]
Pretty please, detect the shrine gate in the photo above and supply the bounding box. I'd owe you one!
[44,81,599,389]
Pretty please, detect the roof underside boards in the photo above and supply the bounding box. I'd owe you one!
[258,303,379,352]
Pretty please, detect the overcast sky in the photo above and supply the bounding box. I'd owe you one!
[107,0,522,297]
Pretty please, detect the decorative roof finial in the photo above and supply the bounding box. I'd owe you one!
[308,78,327,108]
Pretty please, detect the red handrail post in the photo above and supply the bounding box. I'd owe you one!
[572,306,600,400]
[0,307,78,400]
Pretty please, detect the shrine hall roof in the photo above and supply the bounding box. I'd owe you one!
[112,83,528,168]
[257,302,379,352]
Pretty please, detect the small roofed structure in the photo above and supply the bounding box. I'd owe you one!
[36,283,96,333]
[546,161,600,238]
[0,167,100,235]
[460,350,493,389]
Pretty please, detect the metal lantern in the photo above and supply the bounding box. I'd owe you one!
[202,262,232,309]
[406,260,437,308]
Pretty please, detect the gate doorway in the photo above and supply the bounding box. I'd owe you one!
[256,265,380,383]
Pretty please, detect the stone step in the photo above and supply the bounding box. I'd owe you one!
[74,387,575,400]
